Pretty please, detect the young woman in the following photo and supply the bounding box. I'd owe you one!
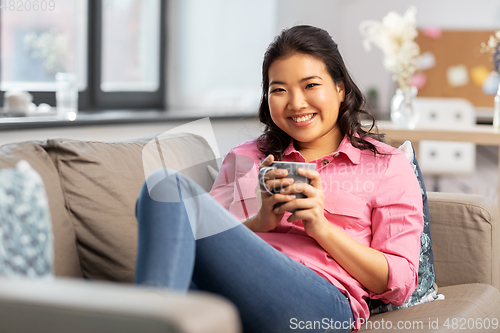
[135,25,423,333]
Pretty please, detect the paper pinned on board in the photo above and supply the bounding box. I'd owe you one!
[421,27,442,39]
[416,52,436,71]
[470,65,490,87]
[447,65,469,87]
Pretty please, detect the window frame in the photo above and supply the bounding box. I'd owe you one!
[0,0,167,111]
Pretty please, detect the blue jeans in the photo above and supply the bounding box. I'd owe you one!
[135,170,354,333]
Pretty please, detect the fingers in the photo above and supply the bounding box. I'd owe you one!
[278,182,316,197]
[263,193,296,210]
[260,170,293,196]
[264,177,293,191]
[297,167,322,189]
[287,208,314,223]
[264,168,288,180]
[272,195,309,211]
[273,169,325,222]
[259,154,274,169]
[259,155,293,195]
[273,198,321,222]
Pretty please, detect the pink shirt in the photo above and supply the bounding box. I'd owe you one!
[209,135,423,324]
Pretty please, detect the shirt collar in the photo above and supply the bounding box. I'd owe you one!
[282,135,361,164]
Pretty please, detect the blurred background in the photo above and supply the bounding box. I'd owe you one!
[1,0,500,199]
[2,0,499,113]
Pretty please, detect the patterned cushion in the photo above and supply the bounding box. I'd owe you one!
[368,140,438,314]
[0,141,80,277]
[0,161,53,278]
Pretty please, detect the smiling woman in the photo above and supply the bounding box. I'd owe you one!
[257,26,383,162]
[134,25,424,333]
[267,54,345,161]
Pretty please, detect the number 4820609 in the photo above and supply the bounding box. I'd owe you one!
[0,0,56,11]
[443,318,499,330]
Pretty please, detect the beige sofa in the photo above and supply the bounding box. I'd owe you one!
[0,132,499,332]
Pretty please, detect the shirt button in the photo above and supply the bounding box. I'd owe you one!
[321,159,329,166]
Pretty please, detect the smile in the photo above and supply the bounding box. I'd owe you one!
[291,114,315,123]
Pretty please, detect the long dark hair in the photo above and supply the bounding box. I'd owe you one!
[257,25,383,160]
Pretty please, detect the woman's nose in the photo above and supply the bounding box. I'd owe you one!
[287,90,307,111]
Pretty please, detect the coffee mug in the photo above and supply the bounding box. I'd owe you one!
[258,161,316,212]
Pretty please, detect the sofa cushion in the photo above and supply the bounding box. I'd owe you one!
[42,133,217,282]
[428,192,500,289]
[0,141,81,278]
[359,284,500,332]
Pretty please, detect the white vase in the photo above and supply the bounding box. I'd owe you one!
[390,86,419,129]
[494,82,500,131]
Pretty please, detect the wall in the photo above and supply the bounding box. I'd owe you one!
[166,0,277,112]
[276,0,500,115]
[275,0,342,38]
[167,0,500,116]
[0,118,262,157]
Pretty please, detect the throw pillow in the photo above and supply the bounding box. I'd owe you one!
[0,141,80,277]
[0,160,53,278]
[368,140,440,314]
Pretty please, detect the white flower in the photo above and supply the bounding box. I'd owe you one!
[481,30,500,73]
[24,28,67,74]
[359,6,420,89]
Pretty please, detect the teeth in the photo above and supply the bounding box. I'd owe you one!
[291,114,314,123]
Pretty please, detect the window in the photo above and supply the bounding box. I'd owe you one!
[101,0,160,92]
[1,1,87,92]
[0,0,165,111]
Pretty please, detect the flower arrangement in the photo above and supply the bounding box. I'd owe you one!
[359,6,420,89]
[481,30,500,73]
[24,28,67,74]
[482,31,500,129]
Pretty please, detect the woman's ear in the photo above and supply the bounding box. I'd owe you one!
[337,80,345,102]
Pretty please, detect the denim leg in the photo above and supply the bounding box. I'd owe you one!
[135,170,354,333]
[134,172,195,290]
[193,225,354,333]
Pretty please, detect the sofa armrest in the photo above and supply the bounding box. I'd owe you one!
[0,277,241,333]
[428,192,500,290]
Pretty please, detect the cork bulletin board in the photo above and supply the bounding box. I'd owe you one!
[415,30,496,108]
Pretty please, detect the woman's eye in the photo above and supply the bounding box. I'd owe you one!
[270,88,285,93]
[306,83,318,89]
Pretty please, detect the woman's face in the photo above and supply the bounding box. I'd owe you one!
[267,53,345,148]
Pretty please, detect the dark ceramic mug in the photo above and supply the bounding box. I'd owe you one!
[258,161,316,212]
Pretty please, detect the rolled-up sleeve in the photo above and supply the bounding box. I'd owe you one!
[368,151,423,304]
[210,149,237,211]
[209,147,260,221]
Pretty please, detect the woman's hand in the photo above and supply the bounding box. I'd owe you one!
[272,167,330,239]
[275,168,390,293]
[244,155,296,232]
